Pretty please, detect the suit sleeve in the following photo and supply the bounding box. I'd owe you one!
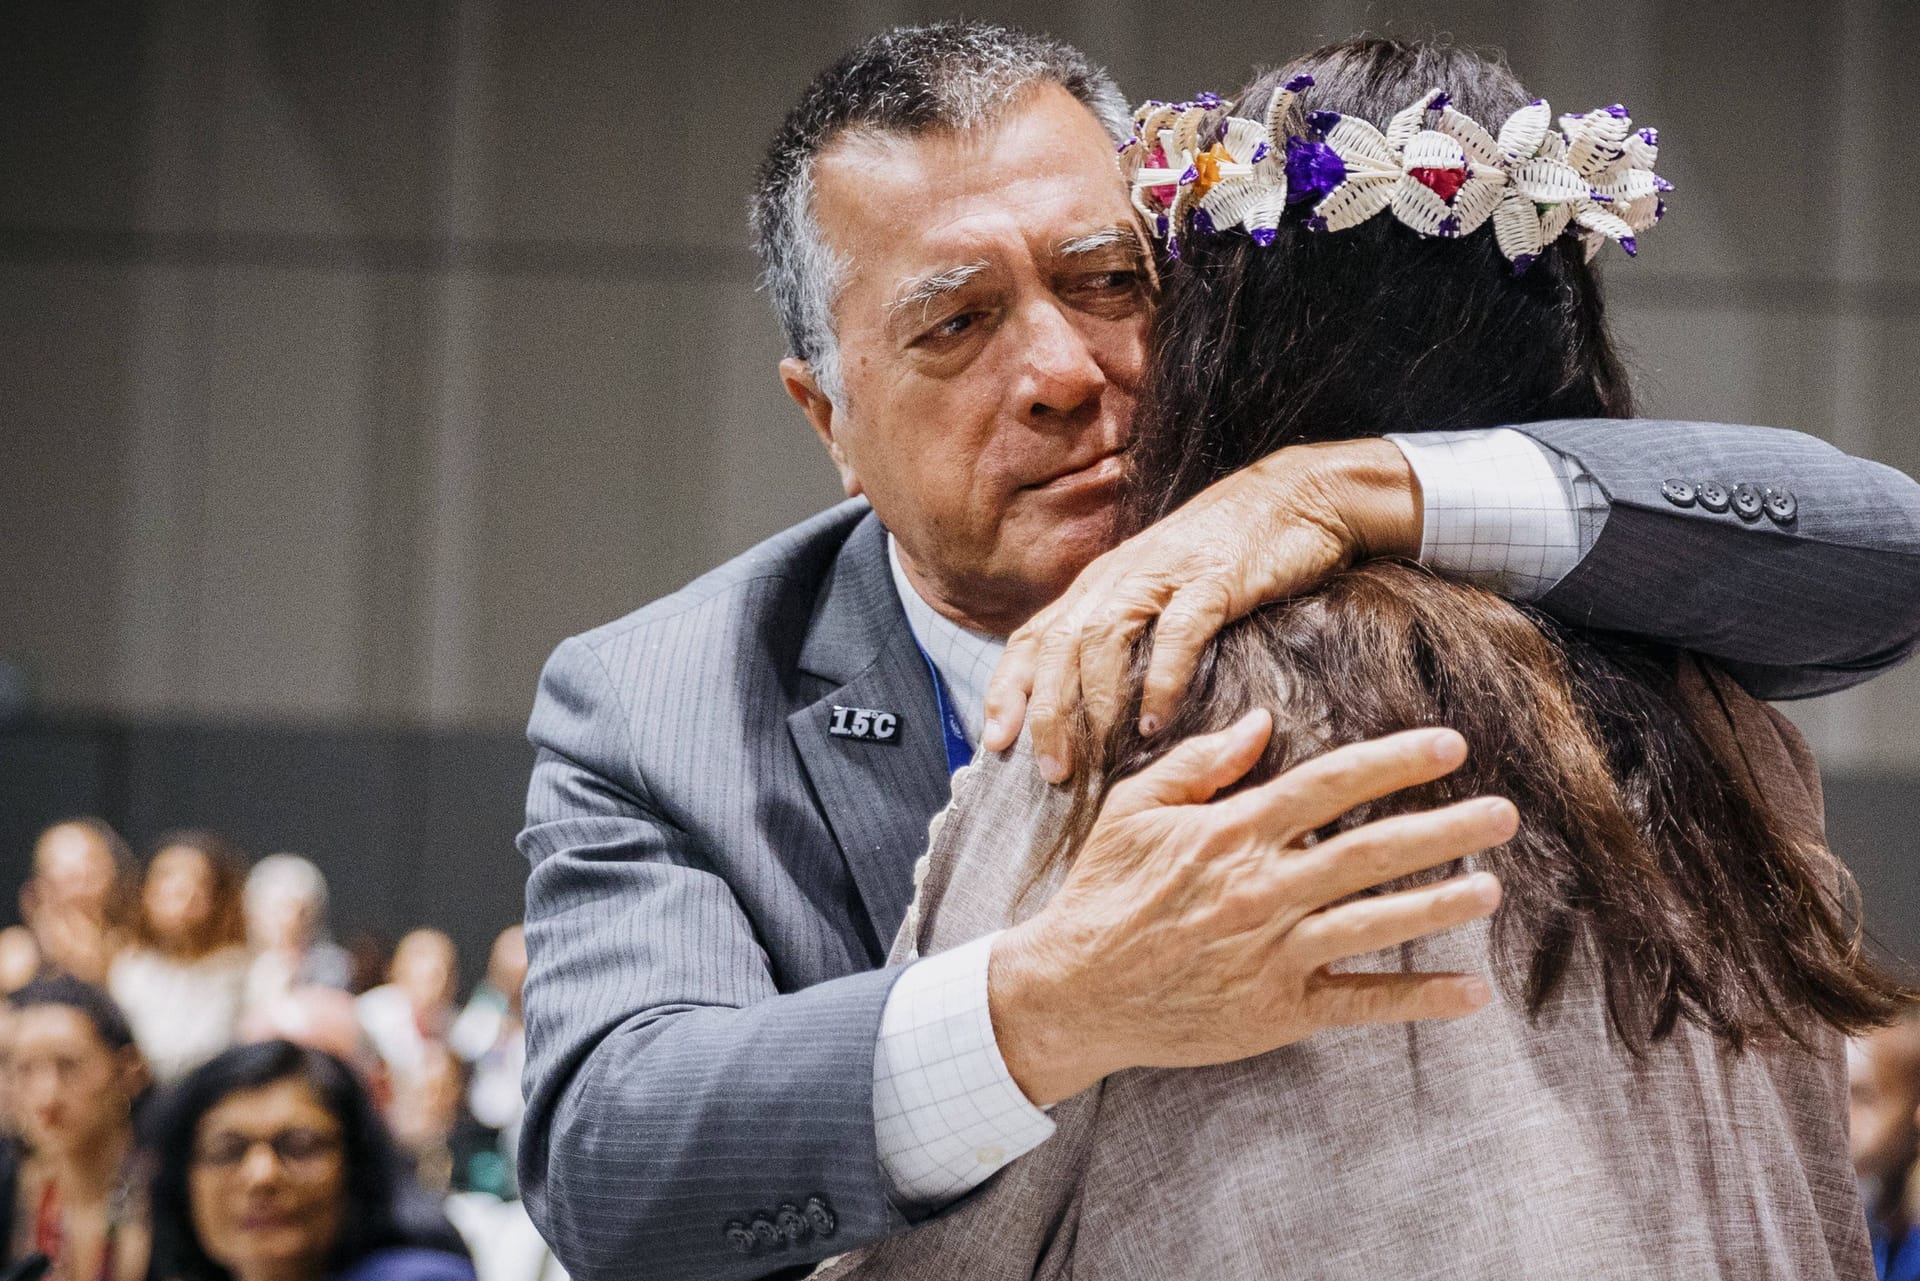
[1512,419,1920,699]
[517,637,909,1281]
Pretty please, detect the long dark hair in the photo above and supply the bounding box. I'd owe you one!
[146,1041,409,1281]
[1072,37,1910,1051]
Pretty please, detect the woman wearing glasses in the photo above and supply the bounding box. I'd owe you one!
[145,1041,475,1281]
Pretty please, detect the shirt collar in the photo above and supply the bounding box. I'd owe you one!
[886,534,1006,747]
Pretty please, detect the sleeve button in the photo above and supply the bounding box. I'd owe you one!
[1763,486,1797,524]
[750,1216,781,1250]
[724,1221,756,1254]
[776,1204,809,1243]
[1731,483,1764,520]
[1659,478,1696,507]
[805,1195,838,1239]
[1696,481,1730,513]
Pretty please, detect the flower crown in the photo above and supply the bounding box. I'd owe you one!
[1118,76,1670,270]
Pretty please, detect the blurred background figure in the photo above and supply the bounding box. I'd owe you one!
[146,1040,475,1281]
[108,831,250,1083]
[447,926,526,1198]
[1,976,151,1281]
[243,855,354,1017]
[3,820,134,990]
[357,931,457,1090]
[1853,1013,1920,1280]
[0,1000,17,1140]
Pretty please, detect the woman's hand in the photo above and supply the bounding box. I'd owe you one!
[982,438,1423,782]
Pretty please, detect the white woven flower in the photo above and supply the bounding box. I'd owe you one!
[1122,82,1669,270]
[1308,89,1507,239]
[1565,106,1668,253]
[1121,81,1308,250]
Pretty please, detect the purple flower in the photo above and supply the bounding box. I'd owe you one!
[1191,207,1217,236]
[1653,175,1675,192]
[1306,110,1342,137]
[1155,214,1169,239]
[1638,127,1659,146]
[1438,214,1462,236]
[1511,253,1538,275]
[1284,136,1347,203]
[1430,92,1452,112]
[1304,214,1329,233]
[1250,226,1278,246]
[1604,104,1630,118]
[1620,235,1638,255]
[1250,141,1271,165]
[1284,74,1315,93]
[1180,163,1199,185]
[1654,199,1668,221]
[1194,92,1223,108]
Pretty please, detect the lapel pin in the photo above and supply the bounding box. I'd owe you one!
[827,705,900,744]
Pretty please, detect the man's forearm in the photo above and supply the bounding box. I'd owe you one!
[1514,418,1920,697]
[523,965,906,1281]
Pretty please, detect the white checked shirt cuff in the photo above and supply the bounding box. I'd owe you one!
[873,932,1055,1209]
[1387,428,1594,601]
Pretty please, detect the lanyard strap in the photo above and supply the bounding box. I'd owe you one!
[914,643,974,776]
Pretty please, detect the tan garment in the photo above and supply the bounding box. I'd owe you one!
[821,657,1873,1280]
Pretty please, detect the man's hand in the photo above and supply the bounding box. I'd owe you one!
[982,438,1422,782]
[987,713,1509,1107]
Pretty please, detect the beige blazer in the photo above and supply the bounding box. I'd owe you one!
[819,656,1874,1280]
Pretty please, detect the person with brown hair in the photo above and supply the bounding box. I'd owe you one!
[813,36,1912,1280]
[108,831,251,1084]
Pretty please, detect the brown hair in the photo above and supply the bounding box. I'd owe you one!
[134,829,249,959]
[1060,37,1911,1050]
[1051,566,1906,1051]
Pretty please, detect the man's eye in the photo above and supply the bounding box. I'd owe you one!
[927,312,978,341]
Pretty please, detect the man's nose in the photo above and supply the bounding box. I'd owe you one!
[1017,300,1107,425]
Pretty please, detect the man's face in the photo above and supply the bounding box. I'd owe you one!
[789,85,1151,633]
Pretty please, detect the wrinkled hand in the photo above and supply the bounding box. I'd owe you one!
[983,438,1421,782]
[987,713,1511,1107]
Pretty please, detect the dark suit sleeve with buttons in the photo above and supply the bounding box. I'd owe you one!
[1512,419,1920,699]
[517,636,906,1281]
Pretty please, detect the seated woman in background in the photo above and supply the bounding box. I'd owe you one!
[109,830,251,1083]
[2,975,151,1281]
[820,37,1910,1281]
[145,1040,476,1281]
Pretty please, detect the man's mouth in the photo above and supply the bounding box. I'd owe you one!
[1027,448,1127,492]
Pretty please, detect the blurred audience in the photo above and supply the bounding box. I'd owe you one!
[2,976,152,1281]
[0,1000,19,1138]
[4,820,135,990]
[243,855,353,1016]
[146,1040,476,1281]
[358,932,461,1187]
[447,927,527,1198]
[342,931,397,999]
[109,831,251,1083]
[1854,1014,1920,1281]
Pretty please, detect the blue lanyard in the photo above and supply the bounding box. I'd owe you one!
[914,643,974,776]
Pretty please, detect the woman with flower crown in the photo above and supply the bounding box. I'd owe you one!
[813,36,1904,1281]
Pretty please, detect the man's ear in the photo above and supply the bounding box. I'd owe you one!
[780,357,861,498]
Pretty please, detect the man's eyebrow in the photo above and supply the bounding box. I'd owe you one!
[1053,226,1147,259]
[888,260,991,323]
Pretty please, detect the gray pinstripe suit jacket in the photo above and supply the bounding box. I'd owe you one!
[519,419,1920,1281]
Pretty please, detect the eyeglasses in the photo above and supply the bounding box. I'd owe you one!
[192,1127,342,1171]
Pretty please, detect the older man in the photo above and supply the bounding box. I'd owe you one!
[518,22,1920,1281]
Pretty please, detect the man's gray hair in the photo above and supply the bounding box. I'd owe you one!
[749,21,1130,402]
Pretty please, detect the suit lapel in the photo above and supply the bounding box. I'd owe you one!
[788,514,951,950]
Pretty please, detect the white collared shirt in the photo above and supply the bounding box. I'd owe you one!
[869,428,1602,1208]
